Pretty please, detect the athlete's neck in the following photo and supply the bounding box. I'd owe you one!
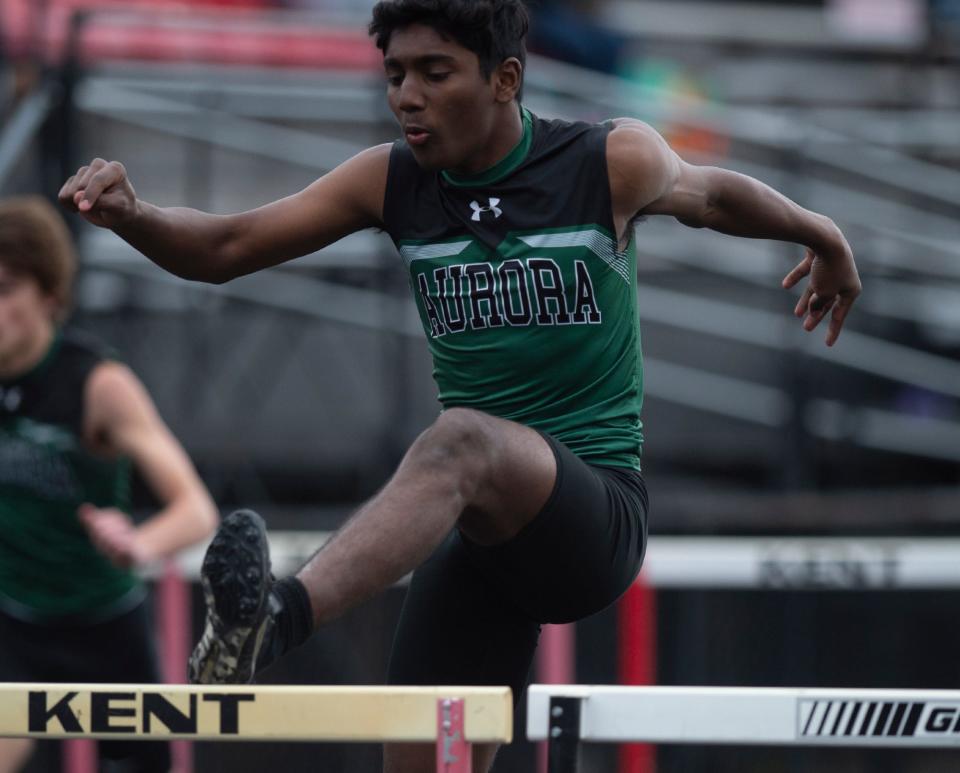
[447,103,524,177]
[0,321,55,381]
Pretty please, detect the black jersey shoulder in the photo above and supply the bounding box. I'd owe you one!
[525,114,609,166]
[0,328,117,437]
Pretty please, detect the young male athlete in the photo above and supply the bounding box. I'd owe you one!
[0,196,218,773]
[59,1,860,769]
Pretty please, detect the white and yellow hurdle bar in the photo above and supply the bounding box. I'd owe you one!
[0,683,513,773]
[528,685,960,773]
[11,682,960,773]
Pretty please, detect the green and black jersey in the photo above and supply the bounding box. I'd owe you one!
[0,330,140,620]
[383,108,643,470]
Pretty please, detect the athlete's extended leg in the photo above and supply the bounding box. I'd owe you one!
[296,408,556,624]
[190,408,556,683]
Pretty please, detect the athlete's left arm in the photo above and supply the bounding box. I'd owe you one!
[79,362,219,568]
[607,118,861,346]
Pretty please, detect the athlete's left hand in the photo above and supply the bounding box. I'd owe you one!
[782,236,861,347]
[78,504,150,569]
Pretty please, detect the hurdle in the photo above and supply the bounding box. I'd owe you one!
[0,683,512,773]
[528,685,960,772]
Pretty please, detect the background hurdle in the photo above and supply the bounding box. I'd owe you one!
[528,685,960,773]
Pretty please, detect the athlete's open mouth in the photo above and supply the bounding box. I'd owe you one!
[404,126,431,146]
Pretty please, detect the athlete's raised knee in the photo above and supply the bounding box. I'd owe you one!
[406,408,496,491]
[432,407,493,441]
[420,408,494,458]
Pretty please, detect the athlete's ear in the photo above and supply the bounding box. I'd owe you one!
[493,57,523,103]
[41,291,61,322]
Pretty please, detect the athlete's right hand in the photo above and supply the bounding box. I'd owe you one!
[58,158,138,229]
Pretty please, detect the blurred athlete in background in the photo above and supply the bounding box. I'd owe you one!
[0,196,218,773]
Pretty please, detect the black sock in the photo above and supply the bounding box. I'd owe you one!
[272,576,314,653]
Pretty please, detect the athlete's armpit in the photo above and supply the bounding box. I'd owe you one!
[606,119,713,236]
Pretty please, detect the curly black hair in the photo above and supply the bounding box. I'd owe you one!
[369,0,529,84]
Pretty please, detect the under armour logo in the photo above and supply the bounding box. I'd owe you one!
[470,198,502,222]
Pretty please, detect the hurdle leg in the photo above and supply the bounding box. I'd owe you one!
[536,623,576,773]
[62,739,96,773]
[547,696,582,773]
[157,561,193,773]
[436,697,471,773]
[617,579,657,773]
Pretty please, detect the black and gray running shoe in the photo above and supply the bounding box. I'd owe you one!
[188,509,278,685]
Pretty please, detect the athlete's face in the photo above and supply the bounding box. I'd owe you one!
[0,263,56,371]
[383,24,520,173]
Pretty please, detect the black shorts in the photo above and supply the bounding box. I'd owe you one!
[0,600,171,772]
[387,431,649,704]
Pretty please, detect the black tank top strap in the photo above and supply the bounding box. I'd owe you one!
[3,328,115,438]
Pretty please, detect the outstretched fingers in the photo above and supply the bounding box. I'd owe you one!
[785,246,859,345]
[794,286,813,318]
[782,248,813,290]
[803,294,834,332]
[801,292,857,345]
[825,295,855,346]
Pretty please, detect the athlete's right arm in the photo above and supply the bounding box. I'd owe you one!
[58,144,392,284]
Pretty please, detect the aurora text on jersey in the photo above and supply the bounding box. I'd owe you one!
[410,248,603,337]
[384,109,644,470]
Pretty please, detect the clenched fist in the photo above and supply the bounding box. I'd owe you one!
[59,158,138,229]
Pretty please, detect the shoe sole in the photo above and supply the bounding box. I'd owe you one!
[188,509,272,684]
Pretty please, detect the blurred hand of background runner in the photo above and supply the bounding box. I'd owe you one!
[79,503,151,569]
